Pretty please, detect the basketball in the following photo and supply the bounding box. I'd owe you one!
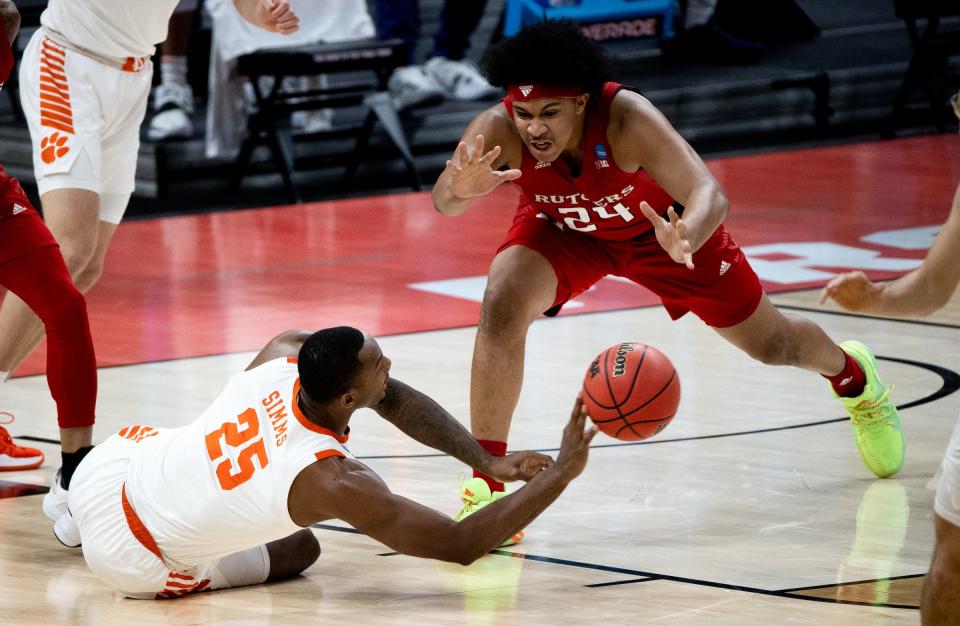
[581,342,680,441]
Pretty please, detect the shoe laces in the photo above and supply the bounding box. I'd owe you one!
[431,58,487,87]
[850,386,896,430]
[0,412,14,448]
[154,84,194,113]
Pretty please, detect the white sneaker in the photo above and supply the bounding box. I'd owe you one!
[425,57,500,101]
[53,510,81,548]
[148,83,195,141]
[387,65,445,111]
[292,109,334,133]
[43,467,69,522]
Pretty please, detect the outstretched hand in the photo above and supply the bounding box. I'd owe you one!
[819,271,884,312]
[639,202,694,269]
[446,134,521,199]
[254,0,299,34]
[555,396,598,481]
[483,450,555,483]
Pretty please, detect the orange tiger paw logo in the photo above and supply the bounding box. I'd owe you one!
[40,132,70,164]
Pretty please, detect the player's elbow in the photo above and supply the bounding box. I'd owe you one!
[712,186,730,221]
[448,542,485,566]
[436,522,487,565]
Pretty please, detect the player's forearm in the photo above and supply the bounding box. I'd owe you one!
[432,172,472,216]
[376,378,493,472]
[875,269,953,317]
[871,193,960,317]
[681,183,729,253]
[450,466,570,563]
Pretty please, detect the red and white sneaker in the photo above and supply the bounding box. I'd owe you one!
[0,419,44,471]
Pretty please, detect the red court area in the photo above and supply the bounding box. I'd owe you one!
[13,135,960,375]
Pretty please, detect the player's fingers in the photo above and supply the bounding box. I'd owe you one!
[492,169,522,182]
[818,285,833,304]
[582,425,599,445]
[480,145,501,165]
[675,217,688,238]
[573,402,588,431]
[278,20,299,34]
[570,395,584,421]
[667,205,680,224]
[474,134,485,158]
[638,201,662,226]
[452,141,467,167]
[681,240,694,269]
[270,1,288,17]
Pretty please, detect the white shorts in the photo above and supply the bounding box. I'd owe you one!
[935,414,960,528]
[70,431,270,600]
[17,31,153,224]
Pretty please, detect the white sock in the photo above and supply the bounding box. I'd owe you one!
[160,56,188,87]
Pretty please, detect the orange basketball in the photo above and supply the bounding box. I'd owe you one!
[581,342,680,441]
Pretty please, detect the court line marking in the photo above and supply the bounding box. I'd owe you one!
[5,285,957,382]
[310,523,920,610]
[16,356,959,457]
[778,572,924,593]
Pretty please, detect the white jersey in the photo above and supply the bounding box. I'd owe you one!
[41,0,182,59]
[123,357,352,567]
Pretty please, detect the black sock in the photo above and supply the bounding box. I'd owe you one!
[61,446,94,490]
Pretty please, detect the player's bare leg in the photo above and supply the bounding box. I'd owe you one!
[922,514,960,625]
[712,294,845,375]
[470,246,558,444]
[460,245,558,537]
[0,189,115,391]
[714,294,904,478]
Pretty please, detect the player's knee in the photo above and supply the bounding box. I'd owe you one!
[479,285,537,339]
[59,239,98,282]
[923,559,960,618]
[266,529,320,581]
[44,284,88,333]
[72,256,105,292]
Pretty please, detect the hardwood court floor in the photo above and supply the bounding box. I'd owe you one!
[1,136,958,624]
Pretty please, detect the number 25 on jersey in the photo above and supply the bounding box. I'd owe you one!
[205,408,270,490]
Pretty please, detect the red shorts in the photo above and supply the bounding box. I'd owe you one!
[0,200,58,266]
[497,210,763,328]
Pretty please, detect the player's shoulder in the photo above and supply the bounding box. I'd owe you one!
[608,87,658,126]
[300,454,380,496]
[471,102,516,136]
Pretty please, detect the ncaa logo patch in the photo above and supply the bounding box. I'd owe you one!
[595,144,607,159]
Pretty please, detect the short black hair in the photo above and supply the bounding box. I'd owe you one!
[482,20,615,98]
[298,327,365,401]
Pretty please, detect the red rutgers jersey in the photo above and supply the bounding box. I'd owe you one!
[504,82,676,241]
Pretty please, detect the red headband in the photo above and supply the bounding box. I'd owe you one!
[507,84,584,101]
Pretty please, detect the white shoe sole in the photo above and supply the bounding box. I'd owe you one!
[53,511,81,548]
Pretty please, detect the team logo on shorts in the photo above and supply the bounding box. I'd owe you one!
[40,131,71,164]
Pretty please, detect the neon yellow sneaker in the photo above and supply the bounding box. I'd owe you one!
[835,341,904,478]
[455,477,524,547]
